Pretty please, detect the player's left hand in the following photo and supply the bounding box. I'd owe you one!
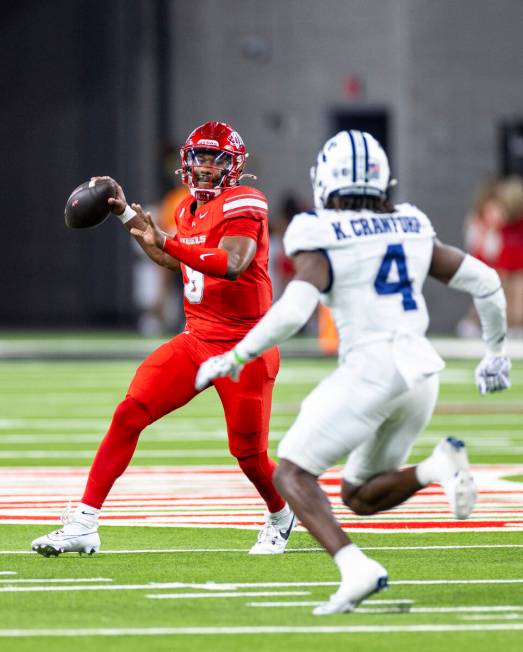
[195,349,246,391]
[475,354,511,395]
[130,206,166,249]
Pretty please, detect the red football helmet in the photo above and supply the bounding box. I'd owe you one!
[180,121,247,201]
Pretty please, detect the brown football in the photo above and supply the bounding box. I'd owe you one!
[64,178,116,229]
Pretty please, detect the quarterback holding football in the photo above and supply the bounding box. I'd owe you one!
[32,122,296,557]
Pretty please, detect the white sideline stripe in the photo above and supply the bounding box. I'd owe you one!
[0,578,112,584]
[3,544,523,555]
[11,448,523,459]
[223,198,267,212]
[249,604,523,613]
[249,599,413,608]
[1,579,522,593]
[0,450,232,459]
[0,571,16,575]
[1,624,523,637]
[4,548,320,555]
[249,601,322,607]
[2,428,523,444]
[459,614,522,621]
[146,591,310,600]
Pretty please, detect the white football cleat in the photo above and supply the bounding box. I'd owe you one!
[31,507,100,557]
[249,510,297,555]
[434,437,477,520]
[313,556,388,615]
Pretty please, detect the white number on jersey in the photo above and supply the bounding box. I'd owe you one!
[183,265,204,304]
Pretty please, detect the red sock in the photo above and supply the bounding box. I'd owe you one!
[82,397,152,509]
[237,452,286,513]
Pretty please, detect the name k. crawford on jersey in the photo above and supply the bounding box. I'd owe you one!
[332,215,421,240]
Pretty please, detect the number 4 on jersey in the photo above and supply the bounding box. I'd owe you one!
[374,244,417,311]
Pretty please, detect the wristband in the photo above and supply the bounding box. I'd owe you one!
[116,204,137,224]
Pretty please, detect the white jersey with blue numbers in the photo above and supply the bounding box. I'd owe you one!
[283,203,444,383]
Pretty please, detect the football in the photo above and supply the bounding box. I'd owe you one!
[64,178,116,229]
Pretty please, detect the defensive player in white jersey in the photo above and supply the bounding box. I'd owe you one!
[195,130,511,615]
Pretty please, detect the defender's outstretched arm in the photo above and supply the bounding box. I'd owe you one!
[195,250,330,389]
[430,239,510,393]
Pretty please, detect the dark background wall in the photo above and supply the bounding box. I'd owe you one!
[0,0,169,326]
[2,0,522,331]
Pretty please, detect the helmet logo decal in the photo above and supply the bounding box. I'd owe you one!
[197,139,219,147]
[228,131,243,148]
[368,162,381,180]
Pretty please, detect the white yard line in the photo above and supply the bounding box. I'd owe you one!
[146,591,310,600]
[1,624,523,637]
[0,450,233,459]
[249,601,323,607]
[248,603,523,613]
[1,578,522,593]
[249,599,412,608]
[430,415,523,424]
[3,543,523,555]
[1,429,521,444]
[0,578,112,584]
[2,547,319,555]
[458,614,522,621]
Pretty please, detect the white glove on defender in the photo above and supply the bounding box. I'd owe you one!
[475,355,511,395]
[196,349,246,391]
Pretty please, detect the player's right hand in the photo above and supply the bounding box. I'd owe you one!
[130,208,166,249]
[475,354,511,395]
[90,176,127,215]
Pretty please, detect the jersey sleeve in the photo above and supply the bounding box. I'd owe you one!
[283,212,331,256]
[221,217,260,240]
[221,186,268,223]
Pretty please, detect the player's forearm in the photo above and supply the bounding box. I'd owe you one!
[162,238,229,278]
[141,242,181,271]
[235,280,320,360]
[118,210,181,272]
[448,255,507,354]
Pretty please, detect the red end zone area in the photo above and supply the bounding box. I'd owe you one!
[1,465,522,532]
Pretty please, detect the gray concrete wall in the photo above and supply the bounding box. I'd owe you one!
[169,0,523,332]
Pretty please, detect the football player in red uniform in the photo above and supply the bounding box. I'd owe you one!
[31,122,296,557]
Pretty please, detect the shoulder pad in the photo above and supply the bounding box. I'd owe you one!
[222,186,268,221]
[283,212,331,256]
[395,203,436,237]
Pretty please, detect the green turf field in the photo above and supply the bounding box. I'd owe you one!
[0,357,522,651]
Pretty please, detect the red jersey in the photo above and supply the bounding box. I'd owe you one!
[174,185,273,341]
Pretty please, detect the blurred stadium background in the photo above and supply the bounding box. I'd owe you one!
[1,4,523,649]
[2,0,523,337]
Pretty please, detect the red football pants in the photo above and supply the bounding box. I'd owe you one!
[82,332,284,511]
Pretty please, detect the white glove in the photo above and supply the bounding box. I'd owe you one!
[195,348,247,391]
[475,355,511,395]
